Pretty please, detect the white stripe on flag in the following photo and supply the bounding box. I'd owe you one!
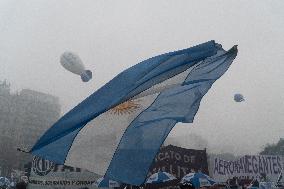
[134,67,194,99]
[65,66,197,175]
[65,93,159,175]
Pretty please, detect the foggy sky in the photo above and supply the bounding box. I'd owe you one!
[0,0,283,155]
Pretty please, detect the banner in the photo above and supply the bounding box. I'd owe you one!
[149,145,208,179]
[211,155,284,182]
[28,156,100,189]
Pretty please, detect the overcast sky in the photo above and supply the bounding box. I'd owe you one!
[0,0,283,155]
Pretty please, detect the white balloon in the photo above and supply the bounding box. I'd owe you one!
[60,51,92,82]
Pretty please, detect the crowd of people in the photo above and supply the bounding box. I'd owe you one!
[0,181,26,189]
[1,173,283,189]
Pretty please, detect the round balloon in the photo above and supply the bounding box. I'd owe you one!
[234,93,245,102]
[60,51,92,82]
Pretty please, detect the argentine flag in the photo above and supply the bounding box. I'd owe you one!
[30,41,238,186]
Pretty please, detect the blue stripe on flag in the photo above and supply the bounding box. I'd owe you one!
[32,127,81,164]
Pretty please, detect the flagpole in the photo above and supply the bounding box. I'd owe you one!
[17,148,29,153]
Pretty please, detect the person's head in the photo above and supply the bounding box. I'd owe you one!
[16,182,27,189]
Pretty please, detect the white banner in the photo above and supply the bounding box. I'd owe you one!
[28,156,100,189]
[211,155,283,182]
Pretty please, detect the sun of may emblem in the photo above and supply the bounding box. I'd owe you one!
[111,100,141,115]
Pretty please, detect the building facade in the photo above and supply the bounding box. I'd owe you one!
[0,81,60,177]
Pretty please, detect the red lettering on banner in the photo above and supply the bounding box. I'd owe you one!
[259,156,264,173]
[229,161,234,174]
[214,158,219,174]
[272,156,277,174]
[263,156,268,173]
[267,156,272,174]
[219,159,224,175]
[277,156,282,173]
[239,157,244,173]
[252,156,258,174]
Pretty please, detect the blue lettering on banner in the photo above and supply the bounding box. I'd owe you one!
[214,158,219,174]
[252,156,258,174]
[219,159,224,175]
[277,156,282,173]
[259,156,264,173]
[213,155,283,179]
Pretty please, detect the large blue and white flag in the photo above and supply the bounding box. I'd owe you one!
[30,41,238,186]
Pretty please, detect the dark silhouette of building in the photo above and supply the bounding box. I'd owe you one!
[0,81,60,177]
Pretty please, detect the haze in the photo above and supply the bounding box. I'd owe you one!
[0,0,283,155]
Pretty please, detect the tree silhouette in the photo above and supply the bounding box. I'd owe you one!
[260,138,284,155]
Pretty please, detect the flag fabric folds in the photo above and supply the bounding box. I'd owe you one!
[30,40,238,186]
